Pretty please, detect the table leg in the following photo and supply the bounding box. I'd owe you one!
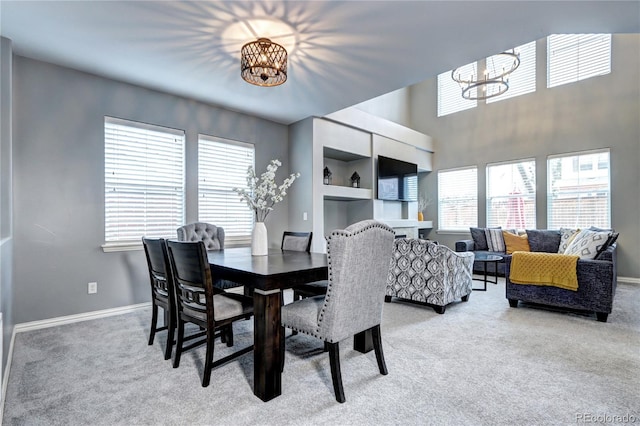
[483,266,488,289]
[253,289,282,402]
[354,330,373,353]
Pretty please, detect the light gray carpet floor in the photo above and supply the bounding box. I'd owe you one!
[3,279,639,426]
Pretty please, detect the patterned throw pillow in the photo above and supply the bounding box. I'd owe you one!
[502,231,530,254]
[595,232,619,259]
[485,228,506,252]
[564,230,610,260]
[558,228,581,253]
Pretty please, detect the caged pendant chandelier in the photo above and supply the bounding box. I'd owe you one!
[451,49,520,100]
[241,38,288,87]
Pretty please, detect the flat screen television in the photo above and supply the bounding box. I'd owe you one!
[377,155,418,202]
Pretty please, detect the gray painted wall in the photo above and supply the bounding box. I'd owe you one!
[1,36,14,383]
[353,87,411,128]
[409,35,640,279]
[12,56,290,324]
[287,118,314,235]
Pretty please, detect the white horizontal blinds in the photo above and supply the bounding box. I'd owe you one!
[486,41,536,103]
[486,160,536,229]
[198,135,254,245]
[437,62,477,117]
[105,117,185,242]
[438,166,478,230]
[547,149,610,229]
[548,34,611,88]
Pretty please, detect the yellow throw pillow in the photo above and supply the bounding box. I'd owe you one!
[503,231,530,254]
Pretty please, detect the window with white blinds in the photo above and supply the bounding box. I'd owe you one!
[548,34,611,88]
[547,149,610,229]
[486,159,536,229]
[438,167,478,231]
[198,135,255,245]
[104,117,185,244]
[486,41,536,103]
[437,62,477,117]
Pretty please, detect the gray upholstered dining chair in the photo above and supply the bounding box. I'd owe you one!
[176,222,225,250]
[166,240,254,387]
[280,219,396,403]
[177,222,242,290]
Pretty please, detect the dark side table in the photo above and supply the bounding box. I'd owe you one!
[472,254,503,291]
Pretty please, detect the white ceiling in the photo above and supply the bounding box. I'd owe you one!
[1,1,639,124]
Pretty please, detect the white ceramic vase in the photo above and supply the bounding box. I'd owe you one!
[251,221,268,256]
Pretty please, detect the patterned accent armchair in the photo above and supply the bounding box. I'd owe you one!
[386,238,475,314]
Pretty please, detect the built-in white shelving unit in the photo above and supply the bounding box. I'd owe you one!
[288,109,434,253]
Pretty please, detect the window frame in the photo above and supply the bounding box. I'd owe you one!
[103,116,185,252]
[437,166,478,232]
[486,41,537,103]
[547,148,611,230]
[198,134,255,246]
[486,158,537,229]
[547,34,612,88]
[438,62,478,117]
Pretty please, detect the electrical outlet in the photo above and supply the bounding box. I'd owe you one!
[303,212,308,221]
[88,282,97,294]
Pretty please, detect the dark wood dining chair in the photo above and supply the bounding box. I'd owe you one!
[280,220,395,403]
[177,222,243,291]
[281,231,313,252]
[166,240,254,387]
[281,231,329,302]
[143,237,216,361]
[142,237,178,360]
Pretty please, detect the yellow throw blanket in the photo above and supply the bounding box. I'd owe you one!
[510,252,579,291]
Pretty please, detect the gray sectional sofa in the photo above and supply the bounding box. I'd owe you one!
[505,243,617,322]
[456,227,618,322]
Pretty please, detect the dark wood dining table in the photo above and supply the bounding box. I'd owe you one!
[207,247,328,402]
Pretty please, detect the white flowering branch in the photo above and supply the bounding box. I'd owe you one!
[418,195,432,212]
[232,159,300,222]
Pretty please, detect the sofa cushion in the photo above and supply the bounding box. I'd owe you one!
[558,228,581,253]
[564,229,610,260]
[503,231,530,254]
[470,227,489,250]
[525,229,561,253]
[485,228,506,252]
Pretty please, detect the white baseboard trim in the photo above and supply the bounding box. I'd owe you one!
[0,324,16,425]
[14,302,151,334]
[618,276,640,285]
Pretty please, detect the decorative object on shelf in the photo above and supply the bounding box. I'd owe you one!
[323,166,332,185]
[241,38,288,87]
[233,159,300,255]
[350,172,360,188]
[418,194,431,221]
[451,49,520,100]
